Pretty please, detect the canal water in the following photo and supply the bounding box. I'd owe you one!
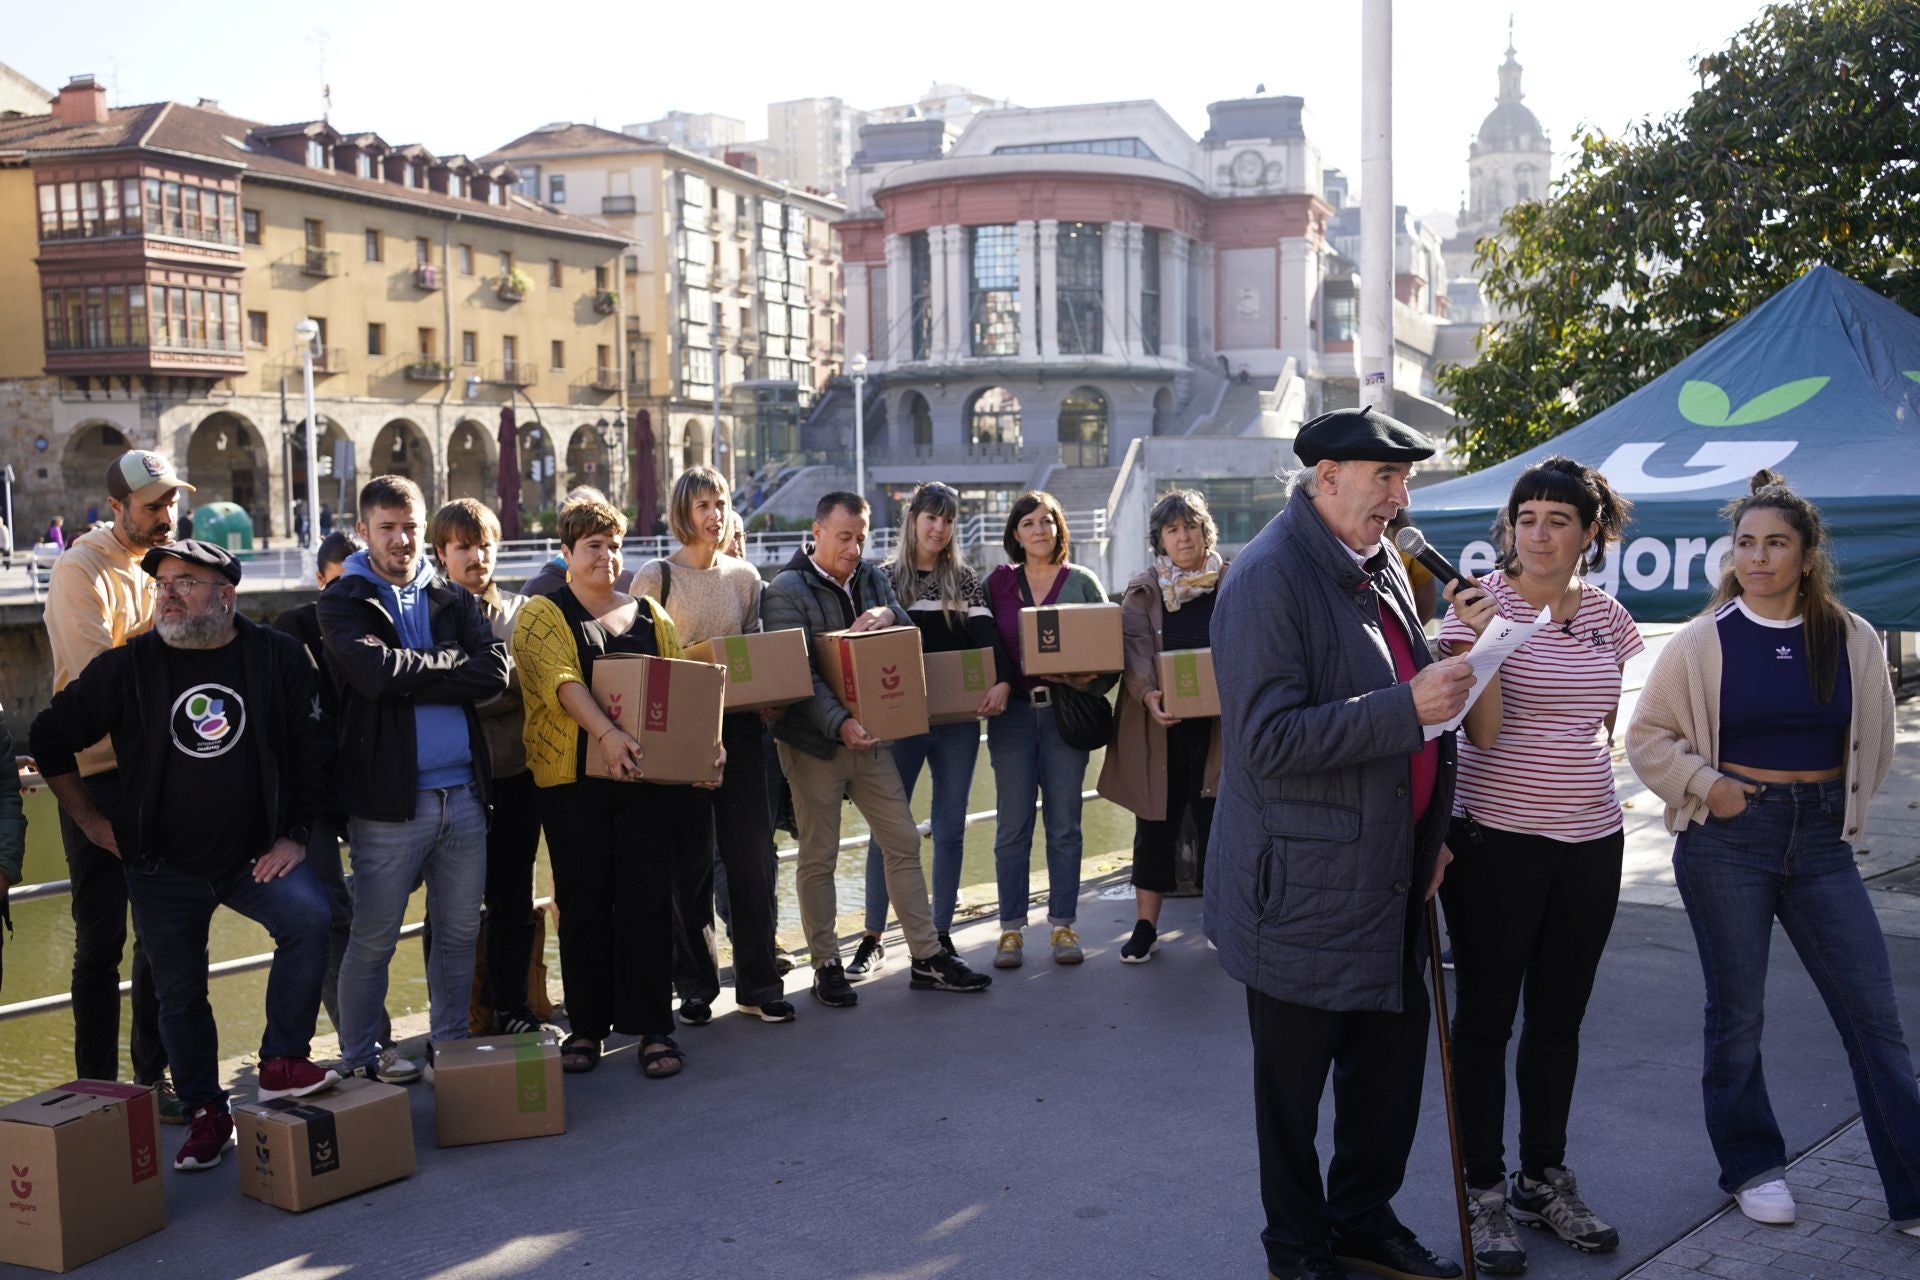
[2,739,1136,1095]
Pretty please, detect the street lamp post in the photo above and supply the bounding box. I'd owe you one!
[293,317,321,554]
[850,351,868,505]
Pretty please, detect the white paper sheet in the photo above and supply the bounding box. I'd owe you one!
[1422,605,1551,741]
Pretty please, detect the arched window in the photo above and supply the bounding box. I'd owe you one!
[1151,388,1175,436]
[1057,387,1108,467]
[967,387,1021,453]
[904,392,933,451]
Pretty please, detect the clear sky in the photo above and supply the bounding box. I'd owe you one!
[9,0,1769,221]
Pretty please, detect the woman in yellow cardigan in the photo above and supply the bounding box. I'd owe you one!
[513,496,712,1078]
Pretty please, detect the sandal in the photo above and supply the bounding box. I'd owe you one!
[559,1035,601,1074]
[639,1036,684,1080]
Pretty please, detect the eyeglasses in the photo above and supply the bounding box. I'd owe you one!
[155,578,223,598]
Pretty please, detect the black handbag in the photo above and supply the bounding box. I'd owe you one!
[1017,568,1113,751]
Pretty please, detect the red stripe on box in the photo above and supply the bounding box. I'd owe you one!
[66,1081,158,1184]
[838,637,858,710]
[645,657,671,733]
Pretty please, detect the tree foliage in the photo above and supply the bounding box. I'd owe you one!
[1436,0,1920,469]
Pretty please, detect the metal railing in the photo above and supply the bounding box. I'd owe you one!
[302,247,339,277]
[0,789,1100,1023]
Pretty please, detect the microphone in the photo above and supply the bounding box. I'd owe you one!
[1393,525,1470,591]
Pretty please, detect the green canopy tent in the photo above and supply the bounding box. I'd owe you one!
[1412,266,1920,629]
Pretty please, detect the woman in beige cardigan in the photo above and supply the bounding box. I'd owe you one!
[1626,471,1915,1236]
[1098,490,1225,963]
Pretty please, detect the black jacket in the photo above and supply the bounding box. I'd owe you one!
[29,615,332,873]
[759,547,909,760]
[317,571,509,822]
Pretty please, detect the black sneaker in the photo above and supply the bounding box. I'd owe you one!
[677,998,714,1026]
[1441,947,1456,971]
[1120,920,1159,964]
[937,931,957,957]
[846,935,886,979]
[909,950,992,992]
[812,962,858,1008]
[737,998,797,1023]
[496,1008,551,1036]
[1509,1165,1619,1254]
[1331,1226,1463,1279]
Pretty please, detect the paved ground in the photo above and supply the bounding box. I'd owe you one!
[10,663,1920,1279]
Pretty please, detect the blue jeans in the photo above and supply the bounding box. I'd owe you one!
[125,857,331,1114]
[987,697,1089,928]
[1673,777,1920,1224]
[864,720,980,934]
[339,784,487,1068]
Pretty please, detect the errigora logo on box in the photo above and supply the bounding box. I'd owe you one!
[8,1163,32,1210]
[134,1140,155,1176]
[880,665,901,691]
[255,1127,272,1171]
[605,692,623,726]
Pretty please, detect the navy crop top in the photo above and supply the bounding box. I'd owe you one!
[1715,596,1851,771]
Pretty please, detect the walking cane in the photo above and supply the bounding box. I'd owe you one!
[1427,896,1477,1280]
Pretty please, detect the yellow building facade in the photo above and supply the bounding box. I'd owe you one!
[0,79,627,544]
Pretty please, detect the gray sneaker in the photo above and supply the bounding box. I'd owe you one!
[1467,1184,1527,1275]
[1510,1165,1619,1254]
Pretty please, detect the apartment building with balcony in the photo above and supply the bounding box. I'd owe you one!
[483,122,843,495]
[0,76,626,542]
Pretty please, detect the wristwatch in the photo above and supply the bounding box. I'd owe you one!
[285,825,312,846]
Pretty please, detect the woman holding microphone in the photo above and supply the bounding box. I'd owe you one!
[849,482,1012,974]
[633,467,793,1025]
[1435,456,1639,1273]
[1097,490,1226,963]
[511,496,715,1078]
[1628,471,1916,1236]
[985,491,1115,968]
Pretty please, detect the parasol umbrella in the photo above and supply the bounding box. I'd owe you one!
[496,406,521,540]
[632,409,657,535]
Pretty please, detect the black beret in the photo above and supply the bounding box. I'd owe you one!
[1294,406,1437,465]
[141,539,242,585]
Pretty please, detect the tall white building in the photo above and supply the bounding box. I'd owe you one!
[765,97,867,195]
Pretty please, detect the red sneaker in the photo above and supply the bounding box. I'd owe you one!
[256,1056,341,1101]
[173,1104,234,1171]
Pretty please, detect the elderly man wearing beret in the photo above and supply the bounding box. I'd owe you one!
[32,541,339,1175]
[1206,407,1489,1280]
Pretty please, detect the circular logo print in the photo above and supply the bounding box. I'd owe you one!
[169,683,247,758]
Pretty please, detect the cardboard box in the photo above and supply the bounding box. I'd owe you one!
[433,1034,566,1148]
[0,1081,165,1273]
[1156,648,1222,719]
[924,648,997,724]
[586,653,726,785]
[813,626,929,742]
[682,628,813,711]
[1019,601,1124,677]
[233,1078,414,1212]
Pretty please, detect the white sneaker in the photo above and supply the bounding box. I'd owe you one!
[1735,1179,1796,1225]
[378,1046,423,1084]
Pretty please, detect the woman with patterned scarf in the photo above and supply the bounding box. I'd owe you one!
[1097,490,1227,963]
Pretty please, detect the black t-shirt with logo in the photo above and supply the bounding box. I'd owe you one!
[153,636,266,880]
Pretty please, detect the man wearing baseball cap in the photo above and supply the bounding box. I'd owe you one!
[42,449,193,1115]
[33,540,337,1171]
[1206,407,1481,1280]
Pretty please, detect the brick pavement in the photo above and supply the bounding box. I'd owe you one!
[1627,1118,1920,1279]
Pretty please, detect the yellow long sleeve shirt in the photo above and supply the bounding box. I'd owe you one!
[511,592,683,789]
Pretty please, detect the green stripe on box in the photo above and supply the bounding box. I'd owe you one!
[960,649,985,692]
[722,634,753,682]
[1173,652,1200,699]
[513,1034,548,1114]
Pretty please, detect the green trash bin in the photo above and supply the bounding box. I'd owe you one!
[192,501,253,554]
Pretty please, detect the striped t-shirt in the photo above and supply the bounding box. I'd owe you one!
[1438,575,1644,841]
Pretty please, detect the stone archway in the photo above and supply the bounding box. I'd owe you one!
[903,392,933,450]
[61,421,131,513]
[1152,387,1175,436]
[289,417,354,534]
[519,420,558,528]
[187,411,269,535]
[1057,386,1109,467]
[446,419,497,507]
[371,419,435,504]
[565,423,611,494]
[682,417,708,472]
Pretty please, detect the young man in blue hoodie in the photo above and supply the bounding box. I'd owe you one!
[318,475,509,1080]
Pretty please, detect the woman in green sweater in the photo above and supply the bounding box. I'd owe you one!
[984,490,1115,967]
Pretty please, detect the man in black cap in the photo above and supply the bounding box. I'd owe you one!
[32,540,338,1174]
[1205,407,1482,1280]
